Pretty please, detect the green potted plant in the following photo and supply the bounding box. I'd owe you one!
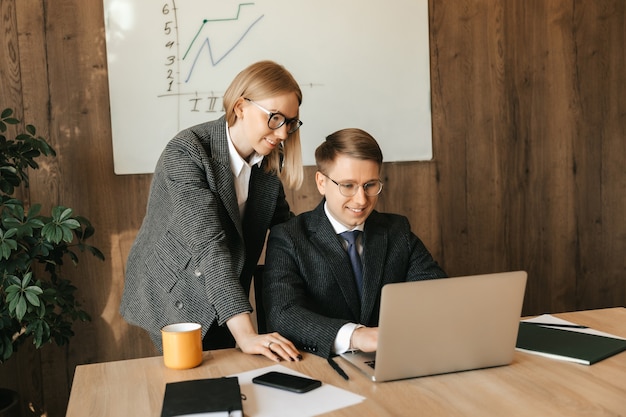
[0,108,104,414]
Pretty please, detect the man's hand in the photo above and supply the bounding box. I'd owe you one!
[350,326,378,352]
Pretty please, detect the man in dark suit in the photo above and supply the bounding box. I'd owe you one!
[263,128,447,358]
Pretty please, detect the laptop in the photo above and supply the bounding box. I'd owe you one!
[340,271,527,382]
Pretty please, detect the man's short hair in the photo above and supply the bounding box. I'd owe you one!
[315,128,383,174]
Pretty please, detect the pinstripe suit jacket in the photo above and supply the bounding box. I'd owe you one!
[120,117,290,351]
[263,200,447,358]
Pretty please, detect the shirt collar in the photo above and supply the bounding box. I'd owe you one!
[226,121,264,176]
[323,201,365,234]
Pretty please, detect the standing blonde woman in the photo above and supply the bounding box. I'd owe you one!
[121,61,303,362]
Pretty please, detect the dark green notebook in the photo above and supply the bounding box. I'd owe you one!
[516,322,626,365]
[160,376,243,417]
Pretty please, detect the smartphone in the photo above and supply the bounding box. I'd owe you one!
[252,371,322,393]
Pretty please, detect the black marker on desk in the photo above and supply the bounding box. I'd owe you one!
[327,356,349,380]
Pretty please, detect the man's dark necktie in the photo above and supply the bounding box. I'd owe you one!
[340,230,363,297]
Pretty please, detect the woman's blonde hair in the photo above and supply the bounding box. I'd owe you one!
[223,61,303,190]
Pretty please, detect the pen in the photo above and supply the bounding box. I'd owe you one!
[327,356,349,380]
[524,322,588,329]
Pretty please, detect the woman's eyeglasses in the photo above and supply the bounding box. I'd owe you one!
[244,98,303,134]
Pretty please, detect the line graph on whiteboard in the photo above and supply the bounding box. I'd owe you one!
[158,2,268,115]
[181,3,264,80]
[104,0,433,174]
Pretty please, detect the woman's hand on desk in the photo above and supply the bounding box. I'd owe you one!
[239,331,302,363]
[227,313,302,362]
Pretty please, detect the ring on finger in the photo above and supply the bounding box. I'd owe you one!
[267,341,273,349]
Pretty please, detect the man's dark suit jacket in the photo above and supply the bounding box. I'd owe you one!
[263,200,447,358]
[120,117,290,351]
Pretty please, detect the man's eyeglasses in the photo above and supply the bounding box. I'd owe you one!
[320,172,384,197]
[244,98,303,134]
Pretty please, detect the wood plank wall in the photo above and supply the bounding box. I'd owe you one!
[0,0,624,415]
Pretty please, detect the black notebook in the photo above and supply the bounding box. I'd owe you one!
[160,377,243,417]
[516,322,626,365]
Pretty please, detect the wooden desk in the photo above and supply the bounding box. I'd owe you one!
[67,308,626,416]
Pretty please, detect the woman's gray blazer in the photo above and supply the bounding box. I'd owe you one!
[120,117,290,350]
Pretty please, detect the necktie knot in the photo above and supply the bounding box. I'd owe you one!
[340,230,361,246]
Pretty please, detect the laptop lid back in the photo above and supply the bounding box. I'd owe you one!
[373,271,527,382]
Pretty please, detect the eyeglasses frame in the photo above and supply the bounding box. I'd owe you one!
[244,98,303,134]
[320,172,384,197]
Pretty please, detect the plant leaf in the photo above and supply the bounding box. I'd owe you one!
[24,290,41,307]
[15,296,27,320]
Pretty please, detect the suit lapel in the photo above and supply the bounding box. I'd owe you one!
[360,212,388,323]
[244,166,277,245]
[206,118,243,238]
[307,203,362,319]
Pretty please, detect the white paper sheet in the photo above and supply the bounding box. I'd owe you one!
[229,364,365,417]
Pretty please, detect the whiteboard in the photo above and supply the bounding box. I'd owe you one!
[103,0,432,174]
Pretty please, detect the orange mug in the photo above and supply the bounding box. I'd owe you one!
[161,323,203,370]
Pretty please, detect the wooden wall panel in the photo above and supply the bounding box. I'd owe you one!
[0,0,21,105]
[501,1,580,314]
[0,1,624,416]
[18,2,69,414]
[571,1,626,310]
[430,0,625,315]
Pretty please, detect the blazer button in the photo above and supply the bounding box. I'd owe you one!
[194,269,202,277]
[175,300,183,309]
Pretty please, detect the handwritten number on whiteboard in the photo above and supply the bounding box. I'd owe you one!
[162,2,177,93]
